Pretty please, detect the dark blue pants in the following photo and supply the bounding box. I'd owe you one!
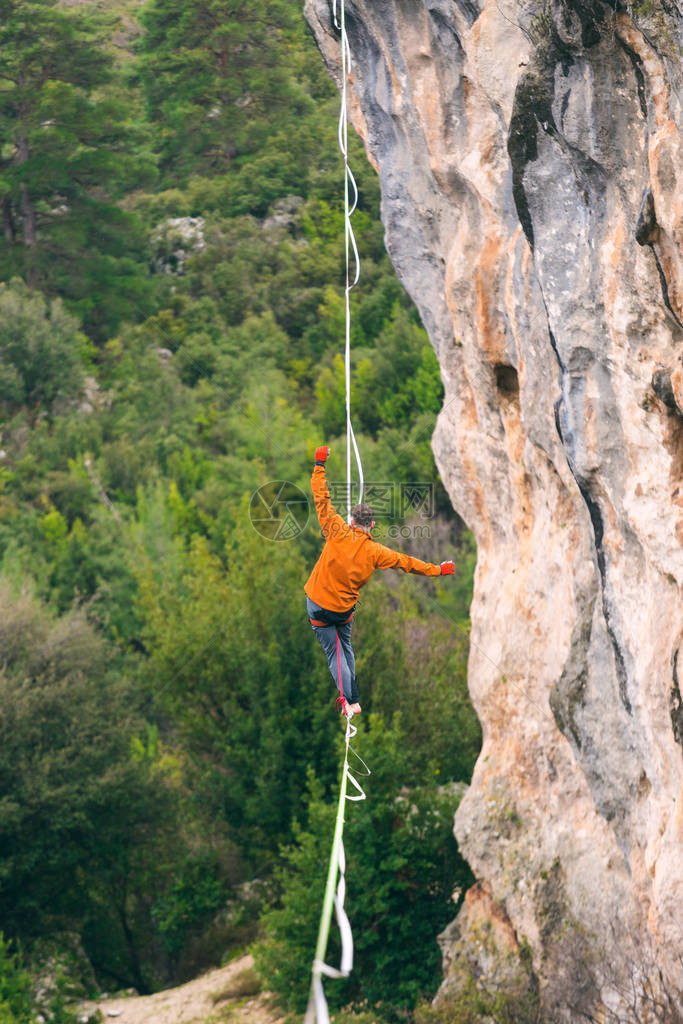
[306,597,358,703]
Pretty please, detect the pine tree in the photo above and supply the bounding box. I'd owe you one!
[0,0,154,338]
[137,0,305,180]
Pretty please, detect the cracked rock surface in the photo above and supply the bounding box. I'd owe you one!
[305,0,683,1014]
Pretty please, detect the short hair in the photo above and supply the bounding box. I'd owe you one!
[352,503,374,528]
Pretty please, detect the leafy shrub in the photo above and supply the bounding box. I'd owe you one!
[0,935,34,1024]
[0,281,92,417]
[415,974,541,1024]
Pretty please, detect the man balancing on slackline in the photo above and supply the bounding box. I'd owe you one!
[305,445,455,716]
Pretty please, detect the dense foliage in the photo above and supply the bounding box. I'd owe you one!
[0,0,481,1018]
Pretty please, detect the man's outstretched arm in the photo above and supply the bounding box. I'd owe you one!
[311,446,346,539]
[374,544,454,577]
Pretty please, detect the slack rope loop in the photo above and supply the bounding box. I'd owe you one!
[333,0,364,522]
[305,713,369,1024]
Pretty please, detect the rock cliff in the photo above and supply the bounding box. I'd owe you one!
[304,0,683,1017]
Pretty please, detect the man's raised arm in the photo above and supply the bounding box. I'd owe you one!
[311,446,346,539]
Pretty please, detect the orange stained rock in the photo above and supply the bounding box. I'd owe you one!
[475,229,508,360]
[675,519,683,546]
[616,13,673,130]
[462,881,521,949]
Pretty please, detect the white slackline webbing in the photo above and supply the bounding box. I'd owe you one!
[333,0,364,523]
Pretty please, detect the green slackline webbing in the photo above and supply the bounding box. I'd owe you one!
[305,713,369,1024]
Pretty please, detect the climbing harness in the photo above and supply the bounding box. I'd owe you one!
[305,7,371,1020]
[304,708,370,1024]
[308,611,354,628]
[335,0,364,523]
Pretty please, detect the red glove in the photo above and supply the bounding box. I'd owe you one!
[315,446,330,465]
[440,560,455,575]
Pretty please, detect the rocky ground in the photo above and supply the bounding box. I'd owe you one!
[76,955,285,1024]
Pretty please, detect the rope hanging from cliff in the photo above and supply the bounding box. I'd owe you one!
[305,7,369,1022]
[304,713,369,1024]
[335,0,364,522]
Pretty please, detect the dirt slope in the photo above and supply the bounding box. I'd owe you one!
[77,955,285,1024]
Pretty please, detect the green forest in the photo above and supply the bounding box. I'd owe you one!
[0,1,481,1022]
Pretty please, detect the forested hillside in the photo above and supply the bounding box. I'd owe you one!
[0,1,480,1021]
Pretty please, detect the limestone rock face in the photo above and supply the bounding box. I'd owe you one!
[304,0,683,1015]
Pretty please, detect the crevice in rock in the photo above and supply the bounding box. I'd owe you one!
[635,188,658,246]
[671,649,683,749]
[574,481,632,716]
[635,189,683,329]
[549,599,594,750]
[545,326,633,717]
[662,406,683,488]
[617,27,682,330]
[650,246,683,330]
[559,87,571,121]
[547,327,567,374]
[652,367,680,412]
[493,363,519,401]
[615,33,649,121]
[526,222,635,725]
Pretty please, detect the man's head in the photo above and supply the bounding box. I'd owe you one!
[351,503,374,530]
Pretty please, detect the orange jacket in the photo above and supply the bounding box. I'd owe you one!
[304,466,441,613]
